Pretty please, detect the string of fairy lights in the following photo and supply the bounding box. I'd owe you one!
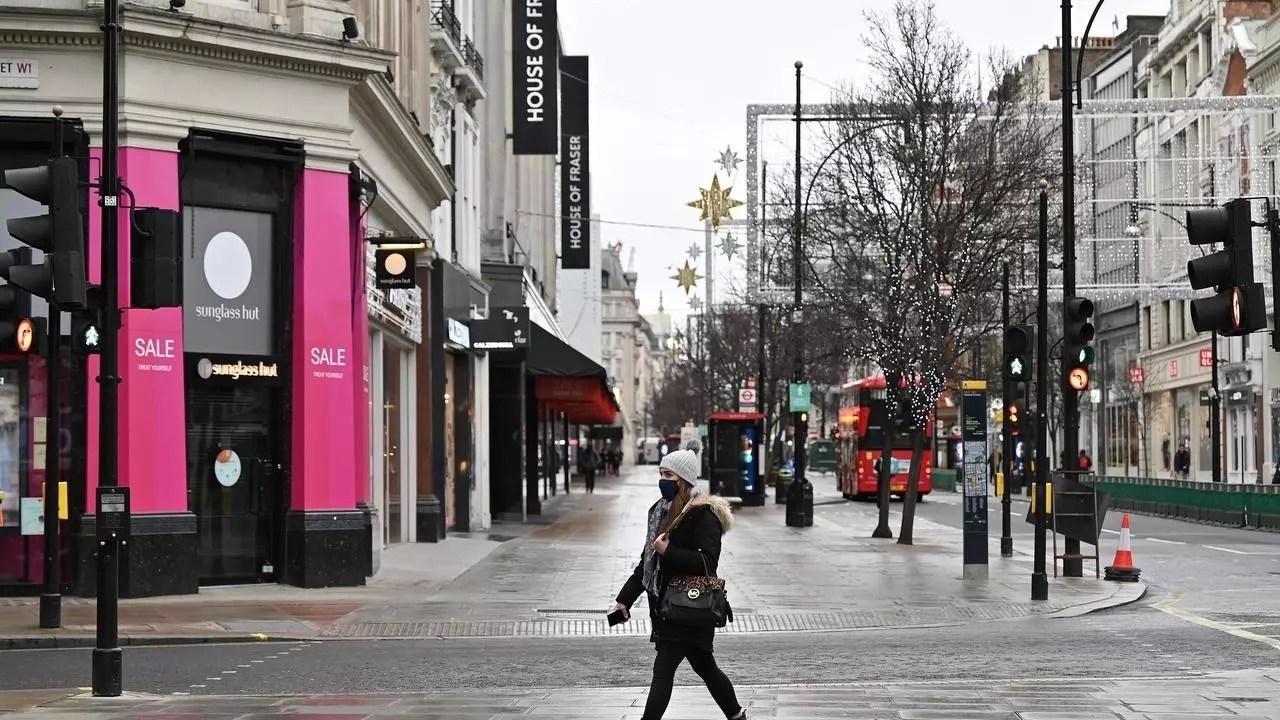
[746,101,1280,308]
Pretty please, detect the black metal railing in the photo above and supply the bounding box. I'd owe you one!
[429,0,461,48]
[463,37,484,80]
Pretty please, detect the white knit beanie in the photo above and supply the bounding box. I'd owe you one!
[659,449,700,485]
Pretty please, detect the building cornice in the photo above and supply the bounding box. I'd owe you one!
[352,80,454,210]
[0,5,398,172]
[0,5,395,81]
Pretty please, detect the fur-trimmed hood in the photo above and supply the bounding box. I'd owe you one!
[680,493,735,533]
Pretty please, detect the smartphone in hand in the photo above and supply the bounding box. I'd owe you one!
[607,609,628,626]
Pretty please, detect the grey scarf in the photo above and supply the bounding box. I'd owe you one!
[641,486,701,598]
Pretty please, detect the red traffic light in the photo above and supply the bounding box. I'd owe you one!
[15,318,33,353]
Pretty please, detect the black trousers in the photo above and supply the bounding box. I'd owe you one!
[642,640,741,719]
[585,470,596,492]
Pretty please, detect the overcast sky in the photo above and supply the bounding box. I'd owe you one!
[556,0,1172,318]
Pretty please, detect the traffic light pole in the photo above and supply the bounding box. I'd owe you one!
[1210,330,1222,483]
[1059,0,1084,579]
[1033,187,1050,602]
[92,0,124,697]
[1000,263,1013,558]
[38,109,65,631]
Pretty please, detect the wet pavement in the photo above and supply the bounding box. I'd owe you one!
[7,668,1280,718]
[0,466,1140,647]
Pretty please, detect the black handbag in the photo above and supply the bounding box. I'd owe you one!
[659,550,730,628]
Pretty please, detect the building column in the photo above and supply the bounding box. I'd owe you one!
[285,167,364,588]
[351,183,374,576]
[369,329,385,554]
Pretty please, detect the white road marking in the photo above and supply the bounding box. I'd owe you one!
[1158,603,1280,653]
[1203,545,1250,555]
[1146,537,1186,545]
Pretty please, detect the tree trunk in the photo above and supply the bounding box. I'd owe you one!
[873,441,894,538]
[898,427,927,545]
[873,383,898,539]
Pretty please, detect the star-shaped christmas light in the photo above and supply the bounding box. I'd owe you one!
[716,146,741,175]
[687,174,744,231]
[687,242,703,262]
[718,232,740,260]
[689,294,704,312]
[671,260,703,295]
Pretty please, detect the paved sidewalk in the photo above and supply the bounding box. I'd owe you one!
[8,668,1280,718]
[0,466,1142,647]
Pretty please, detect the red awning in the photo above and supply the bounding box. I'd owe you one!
[536,376,618,425]
[708,412,764,422]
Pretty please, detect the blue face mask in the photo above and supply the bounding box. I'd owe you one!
[659,478,679,500]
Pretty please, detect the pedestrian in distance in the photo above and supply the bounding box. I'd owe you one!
[612,449,746,720]
[580,444,601,493]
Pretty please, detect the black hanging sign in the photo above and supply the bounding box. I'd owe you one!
[511,0,558,155]
[560,54,590,270]
[471,306,531,351]
[375,248,415,289]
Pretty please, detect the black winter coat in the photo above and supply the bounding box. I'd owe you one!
[615,493,734,650]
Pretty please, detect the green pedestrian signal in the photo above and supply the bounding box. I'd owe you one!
[1003,324,1034,383]
[1007,356,1027,381]
[72,317,101,355]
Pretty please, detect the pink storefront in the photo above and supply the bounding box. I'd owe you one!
[0,121,371,597]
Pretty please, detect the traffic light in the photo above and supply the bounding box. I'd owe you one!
[0,250,33,354]
[72,316,101,355]
[1003,324,1034,382]
[2,157,87,309]
[1186,198,1265,335]
[1064,296,1095,392]
[131,208,182,309]
[70,283,103,356]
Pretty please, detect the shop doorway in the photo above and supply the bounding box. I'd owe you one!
[186,384,285,584]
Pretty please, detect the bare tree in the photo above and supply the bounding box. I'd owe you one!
[798,0,1055,544]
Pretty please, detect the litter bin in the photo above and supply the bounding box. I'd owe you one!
[775,469,792,505]
[785,476,814,527]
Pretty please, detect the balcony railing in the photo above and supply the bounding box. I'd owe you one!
[463,37,485,81]
[429,0,461,48]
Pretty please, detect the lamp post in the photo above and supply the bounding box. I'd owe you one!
[786,60,814,527]
[779,67,899,528]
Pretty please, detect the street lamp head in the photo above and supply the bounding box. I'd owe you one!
[794,60,804,69]
[1038,178,1050,190]
[1124,223,1142,238]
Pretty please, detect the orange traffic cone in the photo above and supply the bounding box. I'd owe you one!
[1104,513,1141,582]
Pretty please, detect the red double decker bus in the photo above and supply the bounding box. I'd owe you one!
[836,374,936,501]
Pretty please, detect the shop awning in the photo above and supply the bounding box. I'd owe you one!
[527,324,618,425]
[536,377,617,425]
[526,324,605,378]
